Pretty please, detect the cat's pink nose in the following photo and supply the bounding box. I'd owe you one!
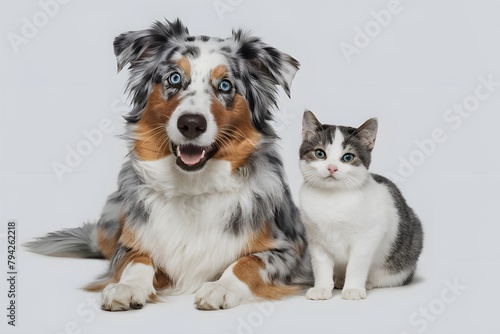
[327,165,338,175]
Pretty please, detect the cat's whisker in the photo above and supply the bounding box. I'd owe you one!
[343,177,357,192]
[305,174,321,188]
[302,171,319,178]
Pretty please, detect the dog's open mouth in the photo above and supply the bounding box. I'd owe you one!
[173,143,218,172]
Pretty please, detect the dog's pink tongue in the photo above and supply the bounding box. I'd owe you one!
[179,145,205,166]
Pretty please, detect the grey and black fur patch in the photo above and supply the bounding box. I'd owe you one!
[115,160,149,225]
[372,174,424,281]
[96,192,122,239]
[227,139,287,234]
[24,222,102,258]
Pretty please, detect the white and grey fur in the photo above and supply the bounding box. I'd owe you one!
[299,111,423,300]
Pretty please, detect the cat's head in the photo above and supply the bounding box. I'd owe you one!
[299,110,378,190]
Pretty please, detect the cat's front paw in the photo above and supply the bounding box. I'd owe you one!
[306,287,333,300]
[341,288,367,300]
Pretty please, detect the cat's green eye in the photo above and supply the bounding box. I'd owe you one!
[314,149,326,159]
[342,153,355,163]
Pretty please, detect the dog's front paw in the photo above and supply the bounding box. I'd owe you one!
[306,287,333,300]
[341,288,367,300]
[101,283,151,311]
[195,280,250,310]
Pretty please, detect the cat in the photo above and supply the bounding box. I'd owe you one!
[299,110,423,300]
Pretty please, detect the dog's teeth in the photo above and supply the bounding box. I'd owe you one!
[201,150,206,159]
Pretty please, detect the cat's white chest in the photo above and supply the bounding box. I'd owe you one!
[300,179,397,264]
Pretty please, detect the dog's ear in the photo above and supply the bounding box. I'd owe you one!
[113,19,189,72]
[231,30,300,97]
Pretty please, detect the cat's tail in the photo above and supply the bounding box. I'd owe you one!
[24,222,103,258]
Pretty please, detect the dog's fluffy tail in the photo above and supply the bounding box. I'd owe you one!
[24,222,102,258]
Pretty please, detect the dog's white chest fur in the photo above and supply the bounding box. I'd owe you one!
[131,156,249,294]
[300,177,398,266]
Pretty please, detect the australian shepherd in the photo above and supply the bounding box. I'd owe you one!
[26,19,310,311]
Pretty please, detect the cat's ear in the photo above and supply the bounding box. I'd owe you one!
[355,118,378,150]
[302,110,321,140]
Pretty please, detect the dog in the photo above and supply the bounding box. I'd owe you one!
[26,19,311,311]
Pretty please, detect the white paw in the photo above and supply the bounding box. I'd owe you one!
[195,280,250,310]
[341,288,367,300]
[101,283,152,311]
[306,287,333,300]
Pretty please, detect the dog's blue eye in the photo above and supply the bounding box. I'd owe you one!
[168,72,182,85]
[314,149,326,159]
[218,80,232,92]
[342,153,355,163]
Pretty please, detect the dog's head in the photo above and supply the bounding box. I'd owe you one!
[114,19,299,172]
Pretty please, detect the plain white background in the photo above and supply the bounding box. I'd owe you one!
[1,0,499,333]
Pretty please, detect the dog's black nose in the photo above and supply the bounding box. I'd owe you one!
[177,114,207,139]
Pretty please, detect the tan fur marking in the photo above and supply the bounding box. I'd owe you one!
[134,84,181,161]
[210,64,228,81]
[211,94,261,172]
[96,216,125,259]
[150,262,170,304]
[120,225,140,250]
[177,56,191,78]
[149,293,160,303]
[242,224,275,256]
[233,256,299,299]
[153,268,171,290]
[97,227,119,259]
[84,279,114,292]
